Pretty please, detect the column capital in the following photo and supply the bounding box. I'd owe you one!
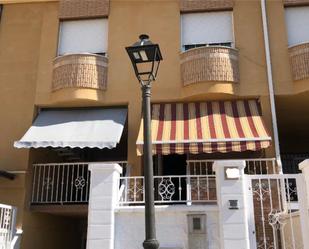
[88,163,123,175]
[213,160,246,172]
[299,159,309,171]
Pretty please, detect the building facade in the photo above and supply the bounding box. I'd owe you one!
[0,0,309,249]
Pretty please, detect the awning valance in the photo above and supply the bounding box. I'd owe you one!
[14,108,127,149]
[136,100,271,155]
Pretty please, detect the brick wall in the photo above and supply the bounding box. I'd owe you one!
[284,0,309,6]
[180,46,239,86]
[59,0,109,19]
[288,43,309,81]
[180,0,234,12]
[52,54,108,91]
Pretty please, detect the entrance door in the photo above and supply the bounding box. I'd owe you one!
[153,154,187,203]
[162,154,187,176]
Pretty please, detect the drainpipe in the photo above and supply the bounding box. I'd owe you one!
[260,0,283,173]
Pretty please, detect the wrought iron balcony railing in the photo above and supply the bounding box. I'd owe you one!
[118,175,217,205]
[187,158,278,175]
[0,204,17,249]
[30,159,277,206]
[31,161,128,205]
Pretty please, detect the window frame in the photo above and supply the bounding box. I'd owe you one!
[57,18,108,56]
[0,5,3,21]
[180,11,235,52]
[285,6,309,47]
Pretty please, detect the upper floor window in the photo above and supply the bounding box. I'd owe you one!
[58,18,108,56]
[181,11,234,51]
[0,5,3,21]
[285,6,309,47]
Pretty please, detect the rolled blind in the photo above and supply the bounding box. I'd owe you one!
[285,6,309,46]
[58,18,108,55]
[181,11,233,46]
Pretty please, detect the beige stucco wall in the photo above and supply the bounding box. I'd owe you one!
[0,2,42,233]
[0,0,277,195]
[266,0,309,153]
[1,0,307,248]
[31,0,276,167]
[267,0,309,95]
[0,4,87,249]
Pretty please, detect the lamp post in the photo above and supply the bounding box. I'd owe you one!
[126,34,163,249]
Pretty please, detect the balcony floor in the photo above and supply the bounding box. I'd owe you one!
[30,204,88,217]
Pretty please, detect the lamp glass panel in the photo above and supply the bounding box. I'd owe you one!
[139,50,148,61]
[133,52,140,60]
[135,62,153,80]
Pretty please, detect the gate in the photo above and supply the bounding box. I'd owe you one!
[245,174,309,249]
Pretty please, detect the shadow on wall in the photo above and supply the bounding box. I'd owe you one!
[20,212,87,249]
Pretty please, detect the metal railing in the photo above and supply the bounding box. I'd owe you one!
[186,160,215,175]
[30,159,277,205]
[246,174,306,249]
[187,158,278,175]
[0,204,17,249]
[31,161,127,205]
[118,175,217,205]
[245,158,278,174]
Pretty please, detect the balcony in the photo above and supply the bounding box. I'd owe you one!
[30,161,127,212]
[180,46,239,86]
[51,54,108,92]
[29,159,277,209]
[0,204,17,249]
[119,175,217,205]
[288,42,309,81]
[118,158,277,206]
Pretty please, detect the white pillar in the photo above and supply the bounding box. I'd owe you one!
[299,159,309,208]
[213,160,250,249]
[86,163,122,249]
[298,160,309,249]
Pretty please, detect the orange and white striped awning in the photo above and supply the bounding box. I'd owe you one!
[136,99,271,155]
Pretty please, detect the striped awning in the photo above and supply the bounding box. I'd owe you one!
[136,99,271,155]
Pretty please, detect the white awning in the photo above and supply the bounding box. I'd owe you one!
[14,108,127,149]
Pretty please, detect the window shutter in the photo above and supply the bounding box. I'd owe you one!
[285,6,309,46]
[181,11,233,47]
[58,18,108,55]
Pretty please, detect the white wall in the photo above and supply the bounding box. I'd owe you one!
[87,163,122,249]
[285,6,309,46]
[114,206,220,249]
[213,160,250,249]
[282,212,304,249]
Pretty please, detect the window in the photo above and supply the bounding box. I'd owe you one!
[181,11,233,51]
[187,214,206,234]
[192,217,202,230]
[0,5,3,21]
[58,18,108,56]
[285,6,309,46]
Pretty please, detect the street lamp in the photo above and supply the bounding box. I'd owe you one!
[126,34,163,249]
